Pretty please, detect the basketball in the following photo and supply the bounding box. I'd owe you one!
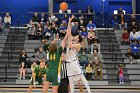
[60,2,68,11]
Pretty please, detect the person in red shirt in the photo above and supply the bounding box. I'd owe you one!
[118,64,124,84]
[122,29,129,44]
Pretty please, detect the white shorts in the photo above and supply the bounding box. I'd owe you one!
[66,61,82,77]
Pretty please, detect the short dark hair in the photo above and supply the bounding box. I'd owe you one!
[78,35,82,43]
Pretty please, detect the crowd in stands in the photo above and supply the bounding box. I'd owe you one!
[17,10,104,81]
[112,8,140,64]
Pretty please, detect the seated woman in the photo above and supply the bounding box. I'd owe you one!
[86,63,93,80]
[19,62,26,79]
[87,29,96,54]
[19,49,27,66]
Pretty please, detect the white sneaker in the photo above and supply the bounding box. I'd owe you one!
[130,62,133,64]
[23,77,25,79]
[122,82,124,84]
[119,82,121,84]
[19,77,21,80]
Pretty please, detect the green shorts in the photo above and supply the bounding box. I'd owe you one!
[46,69,59,86]
[30,77,43,85]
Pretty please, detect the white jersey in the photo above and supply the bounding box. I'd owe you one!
[66,47,82,77]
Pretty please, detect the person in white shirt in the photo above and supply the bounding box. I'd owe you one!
[130,28,139,41]
[4,13,11,28]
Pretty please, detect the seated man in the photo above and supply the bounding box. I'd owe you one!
[122,29,129,44]
[129,28,139,41]
[28,24,36,40]
[4,13,11,28]
[79,51,89,68]
[35,46,47,65]
[94,59,102,80]
[130,40,140,59]
[125,48,135,64]
[87,20,96,31]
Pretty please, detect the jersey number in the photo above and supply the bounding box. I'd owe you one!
[50,54,56,61]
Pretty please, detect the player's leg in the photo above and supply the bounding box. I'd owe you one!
[42,81,51,93]
[80,75,91,93]
[28,85,33,93]
[78,80,83,93]
[52,86,58,93]
[68,77,75,93]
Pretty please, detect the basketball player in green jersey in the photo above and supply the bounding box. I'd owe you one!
[28,59,47,93]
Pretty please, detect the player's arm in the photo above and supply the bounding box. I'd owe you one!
[33,73,36,85]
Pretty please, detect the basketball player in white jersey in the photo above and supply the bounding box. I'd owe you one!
[66,16,91,93]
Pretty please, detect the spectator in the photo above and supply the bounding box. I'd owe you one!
[79,51,89,68]
[36,23,43,40]
[79,20,85,30]
[59,21,67,38]
[80,37,88,53]
[49,13,56,23]
[86,6,93,14]
[93,36,101,53]
[27,20,33,29]
[80,27,88,38]
[112,15,118,30]
[19,49,28,67]
[93,49,103,62]
[87,20,96,31]
[43,21,51,39]
[28,24,36,40]
[19,62,26,79]
[130,40,140,59]
[129,28,139,41]
[4,13,11,28]
[85,63,93,80]
[51,21,58,38]
[94,60,102,80]
[117,7,124,23]
[118,64,124,84]
[40,13,46,24]
[87,29,96,54]
[0,17,4,35]
[35,46,47,65]
[125,48,135,64]
[118,14,127,31]
[130,22,139,32]
[32,13,39,23]
[62,14,68,23]
[86,6,94,21]
[130,14,136,23]
[122,29,129,45]
[43,40,49,53]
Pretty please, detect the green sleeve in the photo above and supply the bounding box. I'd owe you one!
[34,66,38,73]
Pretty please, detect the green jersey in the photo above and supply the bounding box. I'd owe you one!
[49,47,62,69]
[34,65,46,78]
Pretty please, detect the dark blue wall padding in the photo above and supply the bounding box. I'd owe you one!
[0,0,48,26]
